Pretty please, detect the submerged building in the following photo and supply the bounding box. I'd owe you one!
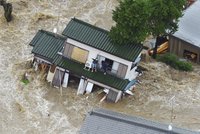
[80,108,198,134]
[29,18,143,102]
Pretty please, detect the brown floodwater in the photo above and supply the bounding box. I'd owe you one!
[0,0,200,133]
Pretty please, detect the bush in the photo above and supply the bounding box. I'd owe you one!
[157,53,193,71]
[21,79,29,85]
[176,61,193,71]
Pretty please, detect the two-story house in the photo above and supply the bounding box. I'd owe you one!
[29,18,143,102]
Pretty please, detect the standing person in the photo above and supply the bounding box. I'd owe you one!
[91,58,98,72]
[101,60,108,75]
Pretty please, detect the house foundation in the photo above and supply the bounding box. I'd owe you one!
[62,72,69,88]
[77,77,87,95]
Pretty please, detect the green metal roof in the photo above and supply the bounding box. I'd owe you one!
[62,18,143,61]
[53,56,129,90]
[30,30,66,62]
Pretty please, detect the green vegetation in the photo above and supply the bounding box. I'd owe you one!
[109,0,186,45]
[21,79,29,85]
[157,53,193,71]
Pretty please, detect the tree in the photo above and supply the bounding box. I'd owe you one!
[148,0,186,58]
[109,0,151,45]
[109,0,186,57]
[0,0,13,22]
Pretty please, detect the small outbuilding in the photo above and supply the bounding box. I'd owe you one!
[169,0,200,63]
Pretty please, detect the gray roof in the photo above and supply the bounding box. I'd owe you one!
[173,0,200,47]
[62,18,143,61]
[80,109,198,134]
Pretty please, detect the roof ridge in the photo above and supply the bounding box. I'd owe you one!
[90,110,171,133]
[39,29,66,40]
[72,18,109,34]
[81,109,198,134]
[92,108,198,133]
[62,18,143,61]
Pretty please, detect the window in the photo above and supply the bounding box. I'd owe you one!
[71,47,89,63]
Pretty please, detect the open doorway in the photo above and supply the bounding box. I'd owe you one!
[183,50,197,62]
[68,75,80,89]
[105,58,113,71]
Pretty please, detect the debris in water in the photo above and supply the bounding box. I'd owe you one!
[32,12,55,23]
[21,72,30,85]
[16,102,25,113]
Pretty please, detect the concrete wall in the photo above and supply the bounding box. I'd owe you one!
[169,35,200,63]
[67,38,139,80]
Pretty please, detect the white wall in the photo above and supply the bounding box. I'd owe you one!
[127,66,139,81]
[67,38,137,80]
[133,53,142,65]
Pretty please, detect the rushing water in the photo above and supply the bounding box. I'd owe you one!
[0,0,200,133]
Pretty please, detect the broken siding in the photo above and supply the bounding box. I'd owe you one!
[106,89,119,102]
[52,69,65,87]
[50,64,56,73]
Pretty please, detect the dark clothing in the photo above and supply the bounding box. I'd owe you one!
[92,58,98,71]
[101,61,108,73]
[92,58,98,64]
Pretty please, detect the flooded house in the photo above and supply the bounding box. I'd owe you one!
[29,18,143,103]
[80,108,198,134]
[169,0,200,63]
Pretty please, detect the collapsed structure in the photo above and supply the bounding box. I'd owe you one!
[29,18,143,102]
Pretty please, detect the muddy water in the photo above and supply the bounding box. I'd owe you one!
[0,0,200,133]
[0,0,117,133]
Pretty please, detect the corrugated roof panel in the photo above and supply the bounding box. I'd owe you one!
[62,18,143,61]
[87,29,99,46]
[80,109,198,134]
[30,30,66,62]
[29,31,44,46]
[173,0,200,48]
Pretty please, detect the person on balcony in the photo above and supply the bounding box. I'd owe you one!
[91,58,98,72]
[101,60,108,75]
